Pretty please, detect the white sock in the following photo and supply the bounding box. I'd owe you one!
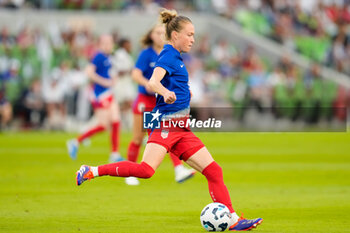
[91,166,99,177]
[231,212,240,224]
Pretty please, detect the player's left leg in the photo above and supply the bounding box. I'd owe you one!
[76,143,167,185]
[185,147,263,231]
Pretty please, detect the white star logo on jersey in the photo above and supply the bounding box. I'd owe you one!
[150,110,161,122]
[180,64,184,68]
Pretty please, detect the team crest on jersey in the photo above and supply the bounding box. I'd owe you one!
[161,129,169,139]
[150,62,155,68]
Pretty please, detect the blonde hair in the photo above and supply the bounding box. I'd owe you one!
[159,9,192,40]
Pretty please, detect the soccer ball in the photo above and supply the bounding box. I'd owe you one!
[200,202,233,232]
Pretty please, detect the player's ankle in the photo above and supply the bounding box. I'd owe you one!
[91,166,99,177]
[231,212,240,224]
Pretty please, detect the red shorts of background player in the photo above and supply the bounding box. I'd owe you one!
[147,119,205,161]
[90,93,114,110]
[132,93,156,115]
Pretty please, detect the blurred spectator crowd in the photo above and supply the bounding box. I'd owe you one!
[0,0,193,11]
[0,23,130,130]
[0,1,349,131]
[2,0,350,76]
[210,0,350,76]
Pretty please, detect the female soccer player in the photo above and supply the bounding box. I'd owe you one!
[76,10,262,231]
[67,35,124,163]
[125,24,195,185]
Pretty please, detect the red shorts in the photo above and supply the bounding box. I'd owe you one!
[91,94,114,110]
[132,93,156,115]
[147,122,205,161]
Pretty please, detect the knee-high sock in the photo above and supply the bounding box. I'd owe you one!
[77,125,105,143]
[169,153,182,167]
[111,122,120,152]
[127,142,141,162]
[202,161,234,213]
[98,161,155,179]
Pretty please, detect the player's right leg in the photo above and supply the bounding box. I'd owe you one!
[76,143,167,186]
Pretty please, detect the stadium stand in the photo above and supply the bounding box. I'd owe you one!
[0,0,349,131]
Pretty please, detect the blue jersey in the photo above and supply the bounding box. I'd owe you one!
[91,51,112,97]
[135,47,159,96]
[154,44,191,117]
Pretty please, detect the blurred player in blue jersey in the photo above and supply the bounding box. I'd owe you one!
[67,35,124,163]
[76,10,262,231]
[125,23,195,185]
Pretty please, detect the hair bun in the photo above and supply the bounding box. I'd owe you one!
[160,9,178,24]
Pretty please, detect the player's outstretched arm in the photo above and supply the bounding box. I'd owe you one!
[148,67,176,104]
[85,64,114,88]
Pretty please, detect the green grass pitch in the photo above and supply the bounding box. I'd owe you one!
[0,131,349,232]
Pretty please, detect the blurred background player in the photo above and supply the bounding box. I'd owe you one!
[0,84,12,130]
[43,61,68,130]
[125,24,195,185]
[66,35,124,163]
[112,38,136,131]
[0,56,14,130]
[76,9,262,231]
